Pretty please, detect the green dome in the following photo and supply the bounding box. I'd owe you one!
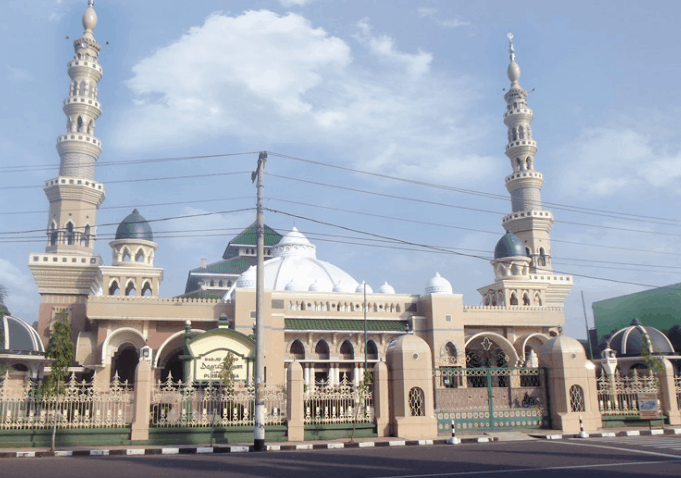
[115,209,153,241]
[494,232,525,259]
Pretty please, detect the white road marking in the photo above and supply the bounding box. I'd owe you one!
[375,459,681,478]
[557,440,681,459]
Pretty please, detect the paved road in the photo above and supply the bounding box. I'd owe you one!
[4,438,681,478]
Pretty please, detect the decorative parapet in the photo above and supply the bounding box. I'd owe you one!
[88,295,221,304]
[502,209,553,224]
[463,305,563,312]
[44,175,104,191]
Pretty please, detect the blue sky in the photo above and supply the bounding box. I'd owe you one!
[2,0,681,340]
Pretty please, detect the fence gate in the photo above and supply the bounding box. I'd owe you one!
[433,367,549,434]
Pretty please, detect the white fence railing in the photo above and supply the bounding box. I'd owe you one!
[597,370,659,416]
[0,372,133,430]
[304,377,373,424]
[150,376,286,428]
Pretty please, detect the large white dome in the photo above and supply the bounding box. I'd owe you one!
[236,227,359,292]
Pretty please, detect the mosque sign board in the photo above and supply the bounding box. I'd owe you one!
[637,392,660,420]
[187,329,255,383]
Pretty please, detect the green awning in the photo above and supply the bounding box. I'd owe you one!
[285,318,407,332]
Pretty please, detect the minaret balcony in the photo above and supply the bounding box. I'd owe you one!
[505,173,544,192]
[44,176,105,206]
[502,210,554,232]
[503,108,533,121]
[67,60,103,82]
[63,96,102,118]
[505,142,537,159]
[505,140,536,151]
[45,176,104,191]
[56,134,102,157]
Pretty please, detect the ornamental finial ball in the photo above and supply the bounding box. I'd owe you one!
[507,61,520,83]
[82,1,97,32]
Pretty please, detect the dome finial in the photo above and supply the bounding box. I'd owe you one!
[507,31,515,63]
[82,0,97,34]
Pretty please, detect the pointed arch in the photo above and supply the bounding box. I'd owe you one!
[135,248,145,263]
[534,292,543,306]
[80,224,91,247]
[288,339,305,360]
[314,339,330,359]
[518,333,550,365]
[153,328,205,368]
[141,281,152,297]
[49,221,58,246]
[122,247,131,262]
[77,116,84,133]
[522,292,531,306]
[125,280,136,297]
[108,280,120,296]
[87,119,94,135]
[366,340,378,360]
[510,292,518,306]
[101,327,146,366]
[465,332,520,367]
[339,340,354,358]
[78,80,86,96]
[64,221,75,245]
[539,247,547,266]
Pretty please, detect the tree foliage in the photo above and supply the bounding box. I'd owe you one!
[641,333,665,378]
[41,311,75,397]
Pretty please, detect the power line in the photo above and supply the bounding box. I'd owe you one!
[264,207,664,289]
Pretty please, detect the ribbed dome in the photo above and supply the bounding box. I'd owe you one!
[356,281,373,294]
[378,282,396,294]
[236,265,256,289]
[494,231,525,259]
[609,319,674,356]
[236,227,358,292]
[425,272,453,295]
[115,209,153,241]
[1,316,44,353]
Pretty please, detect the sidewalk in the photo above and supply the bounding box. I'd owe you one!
[2,426,680,459]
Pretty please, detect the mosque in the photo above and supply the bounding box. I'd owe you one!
[7,2,576,389]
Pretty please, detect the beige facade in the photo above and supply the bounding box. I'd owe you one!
[27,6,573,406]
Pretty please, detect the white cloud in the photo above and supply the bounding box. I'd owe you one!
[279,0,316,6]
[555,127,681,198]
[113,10,496,184]
[417,7,470,28]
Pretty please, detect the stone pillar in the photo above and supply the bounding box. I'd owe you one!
[538,336,602,433]
[373,361,390,437]
[353,364,360,388]
[286,360,305,441]
[658,358,681,425]
[131,345,153,442]
[93,365,111,392]
[304,364,310,390]
[386,335,437,439]
[333,363,340,387]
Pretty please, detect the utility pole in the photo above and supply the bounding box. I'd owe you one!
[581,290,594,360]
[253,151,267,451]
[363,283,368,382]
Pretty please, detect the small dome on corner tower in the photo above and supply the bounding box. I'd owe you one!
[115,209,153,241]
[494,232,525,259]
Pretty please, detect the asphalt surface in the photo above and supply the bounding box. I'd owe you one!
[3,436,681,478]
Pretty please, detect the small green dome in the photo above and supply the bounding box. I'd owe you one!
[115,209,153,241]
[494,231,525,259]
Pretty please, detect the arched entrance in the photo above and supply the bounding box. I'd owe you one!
[111,345,139,385]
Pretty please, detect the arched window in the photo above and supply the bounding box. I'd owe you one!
[135,249,145,263]
[87,119,94,135]
[78,80,86,96]
[218,280,224,287]
[534,292,542,306]
[289,340,305,359]
[122,248,131,262]
[510,293,518,306]
[141,281,152,297]
[408,387,425,416]
[210,280,215,287]
[314,340,329,359]
[49,223,58,246]
[539,247,547,266]
[569,385,585,412]
[77,116,84,133]
[125,281,136,297]
[523,293,531,306]
[80,225,90,247]
[366,340,378,360]
[64,222,75,245]
[340,340,354,358]
[109,280,120,296]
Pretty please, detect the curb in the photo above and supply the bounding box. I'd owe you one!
[531,428,681,441]
[0,437,498,459]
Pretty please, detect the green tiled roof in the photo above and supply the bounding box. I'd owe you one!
[200,256,258,274]
[222,223,282,259]
[285,318,407,332]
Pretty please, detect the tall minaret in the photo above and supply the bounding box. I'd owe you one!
[29,1,105,345]
[501,32,553,272]
[477,33,572,309]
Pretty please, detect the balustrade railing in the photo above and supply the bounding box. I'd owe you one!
[0,372,133,430]
[597,370,659,416]
[675,374,681,410]
[304,376,373,424]
[150,375,286,428]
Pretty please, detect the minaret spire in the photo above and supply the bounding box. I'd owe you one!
[501,32,552,272]
[45,0,105,254]
[29,1,106,345]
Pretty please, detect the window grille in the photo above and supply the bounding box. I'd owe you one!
[409,387,425,416]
